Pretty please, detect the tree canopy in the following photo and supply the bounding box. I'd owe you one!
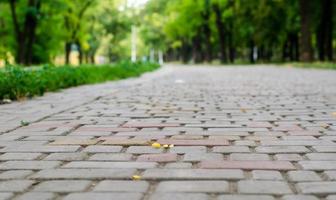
[0,0,335,66]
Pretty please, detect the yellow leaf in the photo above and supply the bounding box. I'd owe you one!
[151,142,161,148]
[132,175,141,181]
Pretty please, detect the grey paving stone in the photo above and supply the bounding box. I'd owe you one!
[33,180,91,192]
[238,181,292,194]
[82,146,123,153]
[143,169,244,180]
[325,171,336,180]
[93,181,149,192]
[296,182,336,194]
[0,161,61,170]
[63,192,143,200]
[156,181,229,192]
[15,192,54,200]
[62,161,157,169]
[44,153,88,161]
[0,180,34,192]
[299,161,336,170]
[0,153,42,160]
[287,171,322,182]
[0,193,13,200]
[230,153,270,161]
[149,193,209,200]
[89,153,133,161]
[281,195,319,200]
[183,153,223,161]
[252,170,283,180]
[31,169,135,179]
[0,170,33,179]
[218,195,275,200]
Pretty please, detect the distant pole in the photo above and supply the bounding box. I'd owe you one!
[150,49,155,62]
[158,50,164,65]
[131,26,137,62]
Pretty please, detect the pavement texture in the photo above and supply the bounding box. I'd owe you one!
[0,64,336,200]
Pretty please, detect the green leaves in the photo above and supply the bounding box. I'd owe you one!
[0,61,160,100]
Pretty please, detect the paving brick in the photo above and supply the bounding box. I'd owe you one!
[306,153,336,160]
[63,192,143,200]
[31,169,136,179]
[164,162,192,168]
[137,153,177,162]
[311,146,336,152]
[149,193,209,200]
[213,146,250,153]
[143,169,244,180]
[274,154,303,161]
[183,153,223,161]
[281,195,319,200]
[89,153,133,161]
[15,192,54,200]
[252,170,283,180]
[63,161,158,169]
[0,161,60,170]
[0,180,34,192]
[33,180,91,192]
[0,153,42,160]
[156,181,229,192]
[325,171,336,180]
[50,138,98,145]
[256,146,310,153]
[296,182,336,194]
[127,146,163,154]
[169,146,207,154]
[122,122,180,128]
[218,195,275,200]
[102,138,150,146]
[327,195,336,200]
[260,140,334,146]
[0,170,33,179]
[44,153,88,161]
[0,145,80,153]
[93,181,149,192]
[200,161,295,170]
[0,193,13,200]
[288,171,321,182]
[238,180,292,194]
[82,145,122,153]
[229,153,270,161]
[157,139,229,146]
[299,161,336,170]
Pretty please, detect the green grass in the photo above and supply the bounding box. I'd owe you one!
[0,61,160,101]
[283,62,336,70]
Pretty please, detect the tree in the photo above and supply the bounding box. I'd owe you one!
[299,0,313,62]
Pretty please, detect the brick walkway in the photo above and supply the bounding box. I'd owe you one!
[0,65,336,200]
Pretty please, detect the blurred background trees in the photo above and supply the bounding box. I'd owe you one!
[0,0,335,66]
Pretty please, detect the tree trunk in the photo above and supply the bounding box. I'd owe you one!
[318,0,333,61]
[213,3,227,63]
[65,42,71,65]
[249,40,255,63]
[299,0,313,62]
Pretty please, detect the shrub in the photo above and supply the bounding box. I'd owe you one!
[0,61,160,100]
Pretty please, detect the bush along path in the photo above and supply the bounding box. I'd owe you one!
[0,61,160,101]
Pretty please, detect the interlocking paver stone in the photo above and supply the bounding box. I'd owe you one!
[200,161,295,170]
[238,180,292,194]
[93,181,149,192]
[33,180,91,192]
[156,181,229,192]
[1,65,336,199]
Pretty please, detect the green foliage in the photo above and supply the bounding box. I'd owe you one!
[0,61,160,100]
